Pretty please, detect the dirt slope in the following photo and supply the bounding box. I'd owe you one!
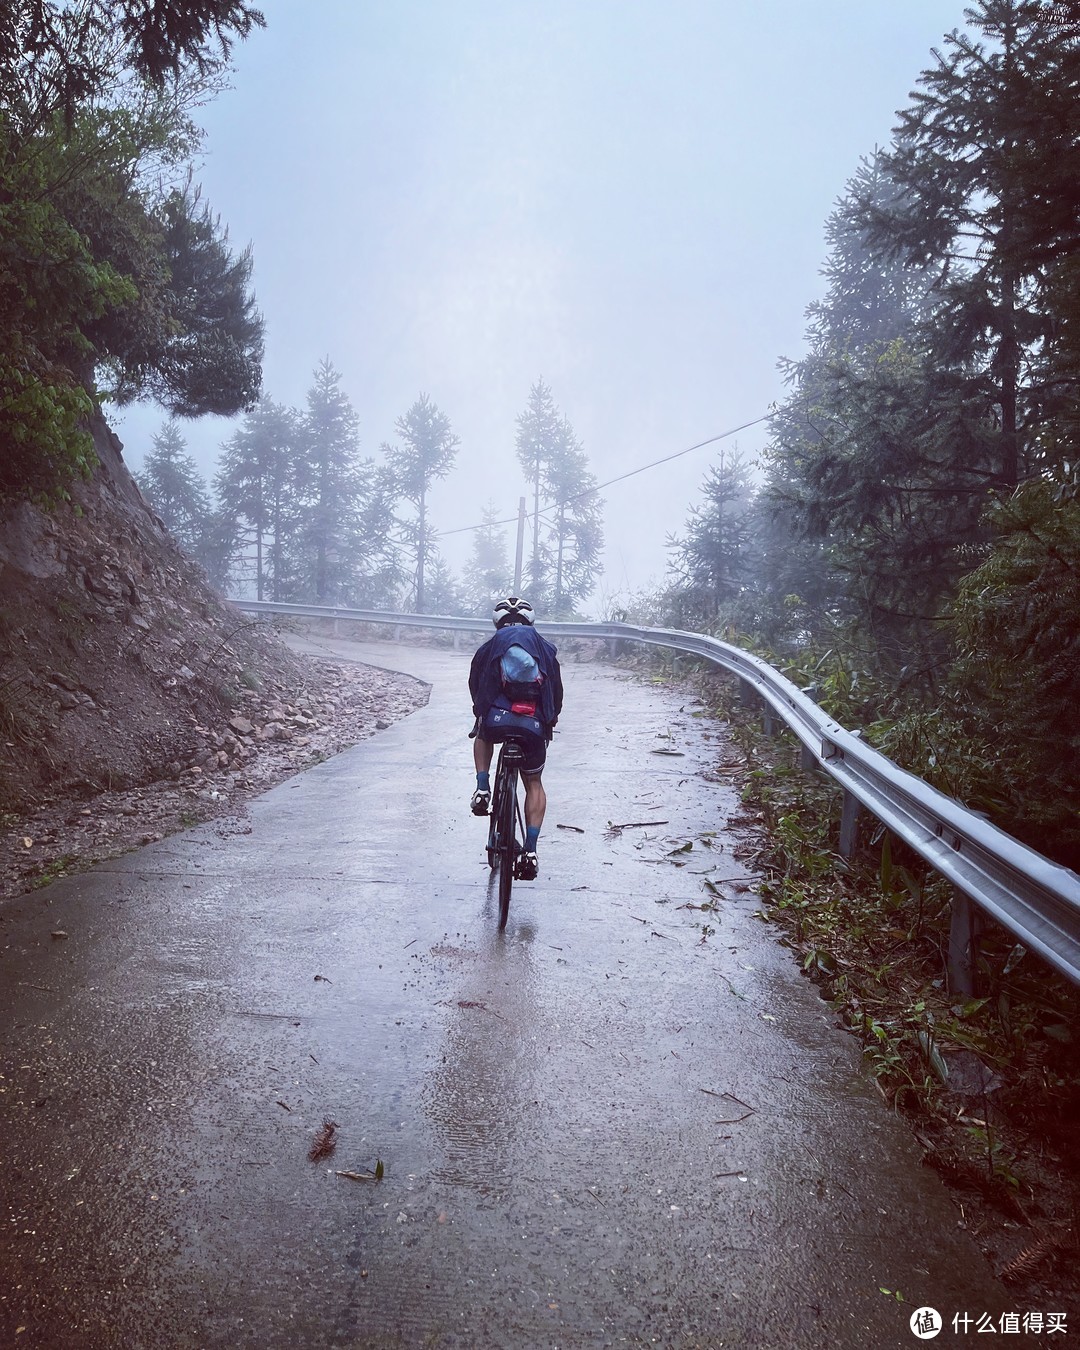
[0,415,427,896]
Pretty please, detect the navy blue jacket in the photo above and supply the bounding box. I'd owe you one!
[469,623,563,732]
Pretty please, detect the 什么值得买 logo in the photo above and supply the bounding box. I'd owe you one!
[909,1307,942,1340]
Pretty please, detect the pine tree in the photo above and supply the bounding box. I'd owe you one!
[382,392,459,612]
[762,153,982,675]
[516,379,561,597]
[214,396,299,601]
[667,449,757,630]
[860,0,1080,487]
[293,360,373,604]
[951,480,1080,864]
[423,551,467,616]
[137,419,212,555]
[544,423,604,617]
[464,501,513,617]
[514,380,604,615]
[132,183,263,418]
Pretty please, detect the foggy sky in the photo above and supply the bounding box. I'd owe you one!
[115,0,964,611]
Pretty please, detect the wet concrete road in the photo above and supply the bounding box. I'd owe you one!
[1,641,1010,1349]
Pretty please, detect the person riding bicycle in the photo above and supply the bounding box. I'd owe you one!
[468,596,563,881]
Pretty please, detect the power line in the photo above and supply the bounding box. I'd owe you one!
[439,412,771,539]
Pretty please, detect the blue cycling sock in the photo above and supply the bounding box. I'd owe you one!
[525,825,540,852]
[476,772,490,791]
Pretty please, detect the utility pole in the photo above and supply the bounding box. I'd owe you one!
[513,496,526,592]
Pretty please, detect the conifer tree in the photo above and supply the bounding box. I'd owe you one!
[514,380,604,615]
[464,501,513,617]
[382,393,459,612]
[860,0,1080,487]
[294,359,376,604]
[214,396,299,600]
[667,449,757,630]
[137,419,212,555]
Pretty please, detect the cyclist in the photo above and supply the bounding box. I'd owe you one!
[468,596,563,880]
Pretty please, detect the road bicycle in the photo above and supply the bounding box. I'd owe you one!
[486,738,526,928]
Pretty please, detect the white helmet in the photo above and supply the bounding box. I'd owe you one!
[493,596,535,628]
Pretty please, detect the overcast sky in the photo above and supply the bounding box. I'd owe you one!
[115,0,964,611]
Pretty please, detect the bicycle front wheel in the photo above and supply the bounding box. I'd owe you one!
[497,764,517,928]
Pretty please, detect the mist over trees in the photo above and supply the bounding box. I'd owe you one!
[650,0,1080,867]
[463,503,514,618]
[515,379,604,617]
[138,370,603,621]
[2,8,610,618]
[382,393,459,613]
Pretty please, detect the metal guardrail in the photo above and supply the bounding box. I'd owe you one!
[234,599,1080,989]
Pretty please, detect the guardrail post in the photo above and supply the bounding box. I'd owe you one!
[839,790,862,858]
[738,678,756,708]
[762,708,778,737]
[948,888,979,997]
[800,685,821,773]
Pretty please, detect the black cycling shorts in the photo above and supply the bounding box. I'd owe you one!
[479,706,547,773]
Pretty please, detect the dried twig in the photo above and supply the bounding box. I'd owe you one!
[336,1160,384,1182]
[455,999,505,1019]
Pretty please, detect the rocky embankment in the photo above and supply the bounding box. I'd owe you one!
[1,656,426,899]
[0,414,428,899]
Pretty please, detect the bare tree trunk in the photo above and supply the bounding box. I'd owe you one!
[555,505,565,616]
[416,494,426,613]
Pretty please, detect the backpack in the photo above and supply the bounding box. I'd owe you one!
[500,643,544,715]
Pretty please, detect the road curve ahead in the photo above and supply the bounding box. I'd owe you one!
[1,640,1007,1349]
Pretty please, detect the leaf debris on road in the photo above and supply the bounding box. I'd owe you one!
[336,1159,384,1182]
[308,1118,338,1161]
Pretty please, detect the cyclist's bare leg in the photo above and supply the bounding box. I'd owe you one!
[522,771,546,833]
[473,736,493,774]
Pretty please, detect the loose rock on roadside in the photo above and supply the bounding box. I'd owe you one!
[1,656,428,899]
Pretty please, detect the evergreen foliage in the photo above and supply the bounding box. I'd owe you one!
[667,449,758,631]
[858,0,1080,488]
[514,379,604,616]
[107,183,263,417]
[136,418,211,554]
[214,396,299,601]
[464,501,514,617]
[382,393,459,612]
[950,480,1080,863]
[0,0,263,504]
[661,10,1080,867]
[294,359,388,605]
